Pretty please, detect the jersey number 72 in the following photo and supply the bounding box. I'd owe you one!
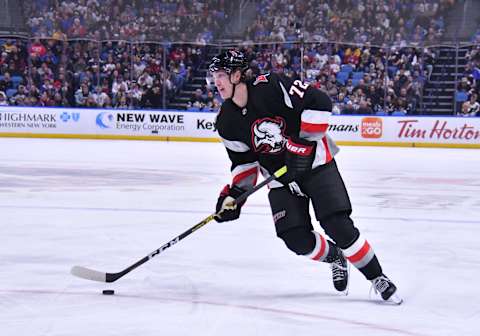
[288,80,309,98]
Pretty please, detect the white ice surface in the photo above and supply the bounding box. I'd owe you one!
[1,138,479,336]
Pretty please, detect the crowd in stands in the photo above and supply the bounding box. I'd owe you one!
[234,43,434,116]
[23,0,231,43]
[0,38,206,109]
[21,0,458,46]
[186,87,222,111]
[0,0,478,116]
[457,46,480,116]
[249,0,455,46]
[2,37,478,117]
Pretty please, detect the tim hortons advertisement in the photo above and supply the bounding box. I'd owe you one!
[393,118,480,143]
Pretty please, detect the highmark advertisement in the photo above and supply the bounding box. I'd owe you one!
[0,106,89,133]
[0,106,479,148]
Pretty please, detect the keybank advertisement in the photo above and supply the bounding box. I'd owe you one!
[0,107,479,146]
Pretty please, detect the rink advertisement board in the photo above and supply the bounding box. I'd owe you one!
[0,106,89,133]
[328,116,480,148]
[93,110,217,138]
[0,106,479,148]
[0,106,217,140]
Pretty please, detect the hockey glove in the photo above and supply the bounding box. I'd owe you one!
[214,184,246,222]
[283,137,317,197]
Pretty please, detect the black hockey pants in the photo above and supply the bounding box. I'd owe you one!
[268,159,360,250]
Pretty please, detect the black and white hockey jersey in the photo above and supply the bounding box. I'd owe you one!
[216,72,339,190]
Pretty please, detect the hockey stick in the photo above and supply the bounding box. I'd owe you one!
[71,165,287,283]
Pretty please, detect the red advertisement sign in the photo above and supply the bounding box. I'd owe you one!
[361,117,383,138]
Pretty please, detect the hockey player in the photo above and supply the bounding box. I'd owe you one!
[210,50,402,304]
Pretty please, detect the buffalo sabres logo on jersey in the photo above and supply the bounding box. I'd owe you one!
[251,117,286,153]
[253,73,270,86]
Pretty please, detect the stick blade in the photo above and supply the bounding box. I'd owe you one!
[71,265,107,282]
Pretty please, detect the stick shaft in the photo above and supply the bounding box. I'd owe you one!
[71,166,287,283]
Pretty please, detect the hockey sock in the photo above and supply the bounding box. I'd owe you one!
[304,231,337,262]
[341,234,382,280]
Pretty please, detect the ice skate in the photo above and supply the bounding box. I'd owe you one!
[328,247,349,294]
[371,274,403,305]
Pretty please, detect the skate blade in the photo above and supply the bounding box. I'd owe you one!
[370,289,403,305]
[388,293,403,305]
[342,262,351,296]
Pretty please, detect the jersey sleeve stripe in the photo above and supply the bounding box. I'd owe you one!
[278,81,293,108]
[321,136,333,162]
[232,163,259,187]
[301,109,331,123]
[300,110,330,133]
[301,121,328,133]
[221,137,250,152]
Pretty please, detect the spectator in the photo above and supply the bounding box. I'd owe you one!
[188,88,206,110]
[29,39,47,58]
[341,100,356,114]
[137,69,154,89]
[111,75,129,100]
[458,93,480,117]
[357,100,374,114]
[141,84,162,108]
[129,82,144,107]
[11,84,28,105]
[75,83,90,106]
[0,91,8,105]
[115,95,130,109]
[68,18,87,38]
[0,72,13,92]
[90,86,110,107]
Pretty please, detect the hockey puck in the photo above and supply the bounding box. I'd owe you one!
[102,289,115,295]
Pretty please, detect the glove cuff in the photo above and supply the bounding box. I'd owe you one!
[286,137,316,157]
[219,184,246,205]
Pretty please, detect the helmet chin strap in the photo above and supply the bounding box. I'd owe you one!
[229,73,239,100]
